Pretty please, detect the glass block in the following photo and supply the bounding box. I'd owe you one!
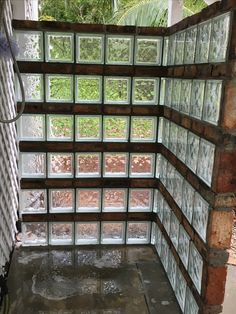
[106,35,133,65]
[160,236,169,271]
[162,118,170,148]
[46,75,73,102]
[169,122,178,155]
[175,267,187,312]
[128,189,153,212]
[45,32,74,63]
[164,78,172,107]
[179,80,192,115]
[75,75,102,103]
[195,21,211,63]
[169,211,180,250]
[151,222,156,245]
[20,153,46,178]
[18,114,45,141]
[131,116,157,142]
[76,222,99,245]
[190,80,205,120]
[171,79,181,111]
[49,189,74,213]
[176,126,188,163]
[197,139,215,186]
[173,173,184,209]
[50,222,74,245]
[167,251,177,290]
[155,224,162,255]
[15,31,43,61]
[76,153,101,177]
[77,34,104,64]
[186,132,200,173]
[184,26,197,64]
[162,200,171,235]
[16,74,43,102]
[155,153,162,178]
[127,222,150,244]
[162,37,169,66]
[153,190,164,222]
[192,192,209,242]
[188,242,203,294]
[178,225,190,269]
[103,153,128,177]
[202,80,222,125]
[184,287,199,314]
[167,34,176,65]
[77,189,101,212]
[130,153,155,177]
[158,117,163,143]
[175,31,185,65]
[132,78,159,105]
[182,181,195,224]
[209,13,231,63]
[104,77,130,104]
[76,116,101,141]
[47,115,73,141]
[166,163,175,196]
[103,188,127,212]
[48,153,73,178]
[20,189,47,214]
[22,222,48,246]
[135,37,162,65]
[103,116,129,142]
[101,222,125,244]
[159,79,166,106]
[159,156,168,186]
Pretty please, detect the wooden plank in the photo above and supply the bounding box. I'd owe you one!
[13,20,165,35]
[17,103,163,116]
[21,212,152,222]
[17,62,167,77]
[20,178,159,189]
[19,142,161,153]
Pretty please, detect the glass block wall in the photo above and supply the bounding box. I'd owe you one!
[15,25,163,248]
[14,2,236,313]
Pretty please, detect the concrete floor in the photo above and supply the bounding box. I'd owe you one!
[7,246,181,314]
[222,265,236,314]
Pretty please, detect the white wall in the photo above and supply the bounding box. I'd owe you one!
[12,0,39,20]
[0,0,18,277]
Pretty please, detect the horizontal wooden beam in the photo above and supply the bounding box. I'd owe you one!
[21,212,153,222]
[17,62,234,79]
[19,142,161,153]
[17,62,167,77]
[166,63,234,79]
[17,103,163,116]
[20,178,159,189]
[13,20,166,35]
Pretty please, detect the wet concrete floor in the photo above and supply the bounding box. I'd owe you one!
[7,245,181,314]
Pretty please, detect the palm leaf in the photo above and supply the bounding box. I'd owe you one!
[113,0,169,27]
[112,0,207,27]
